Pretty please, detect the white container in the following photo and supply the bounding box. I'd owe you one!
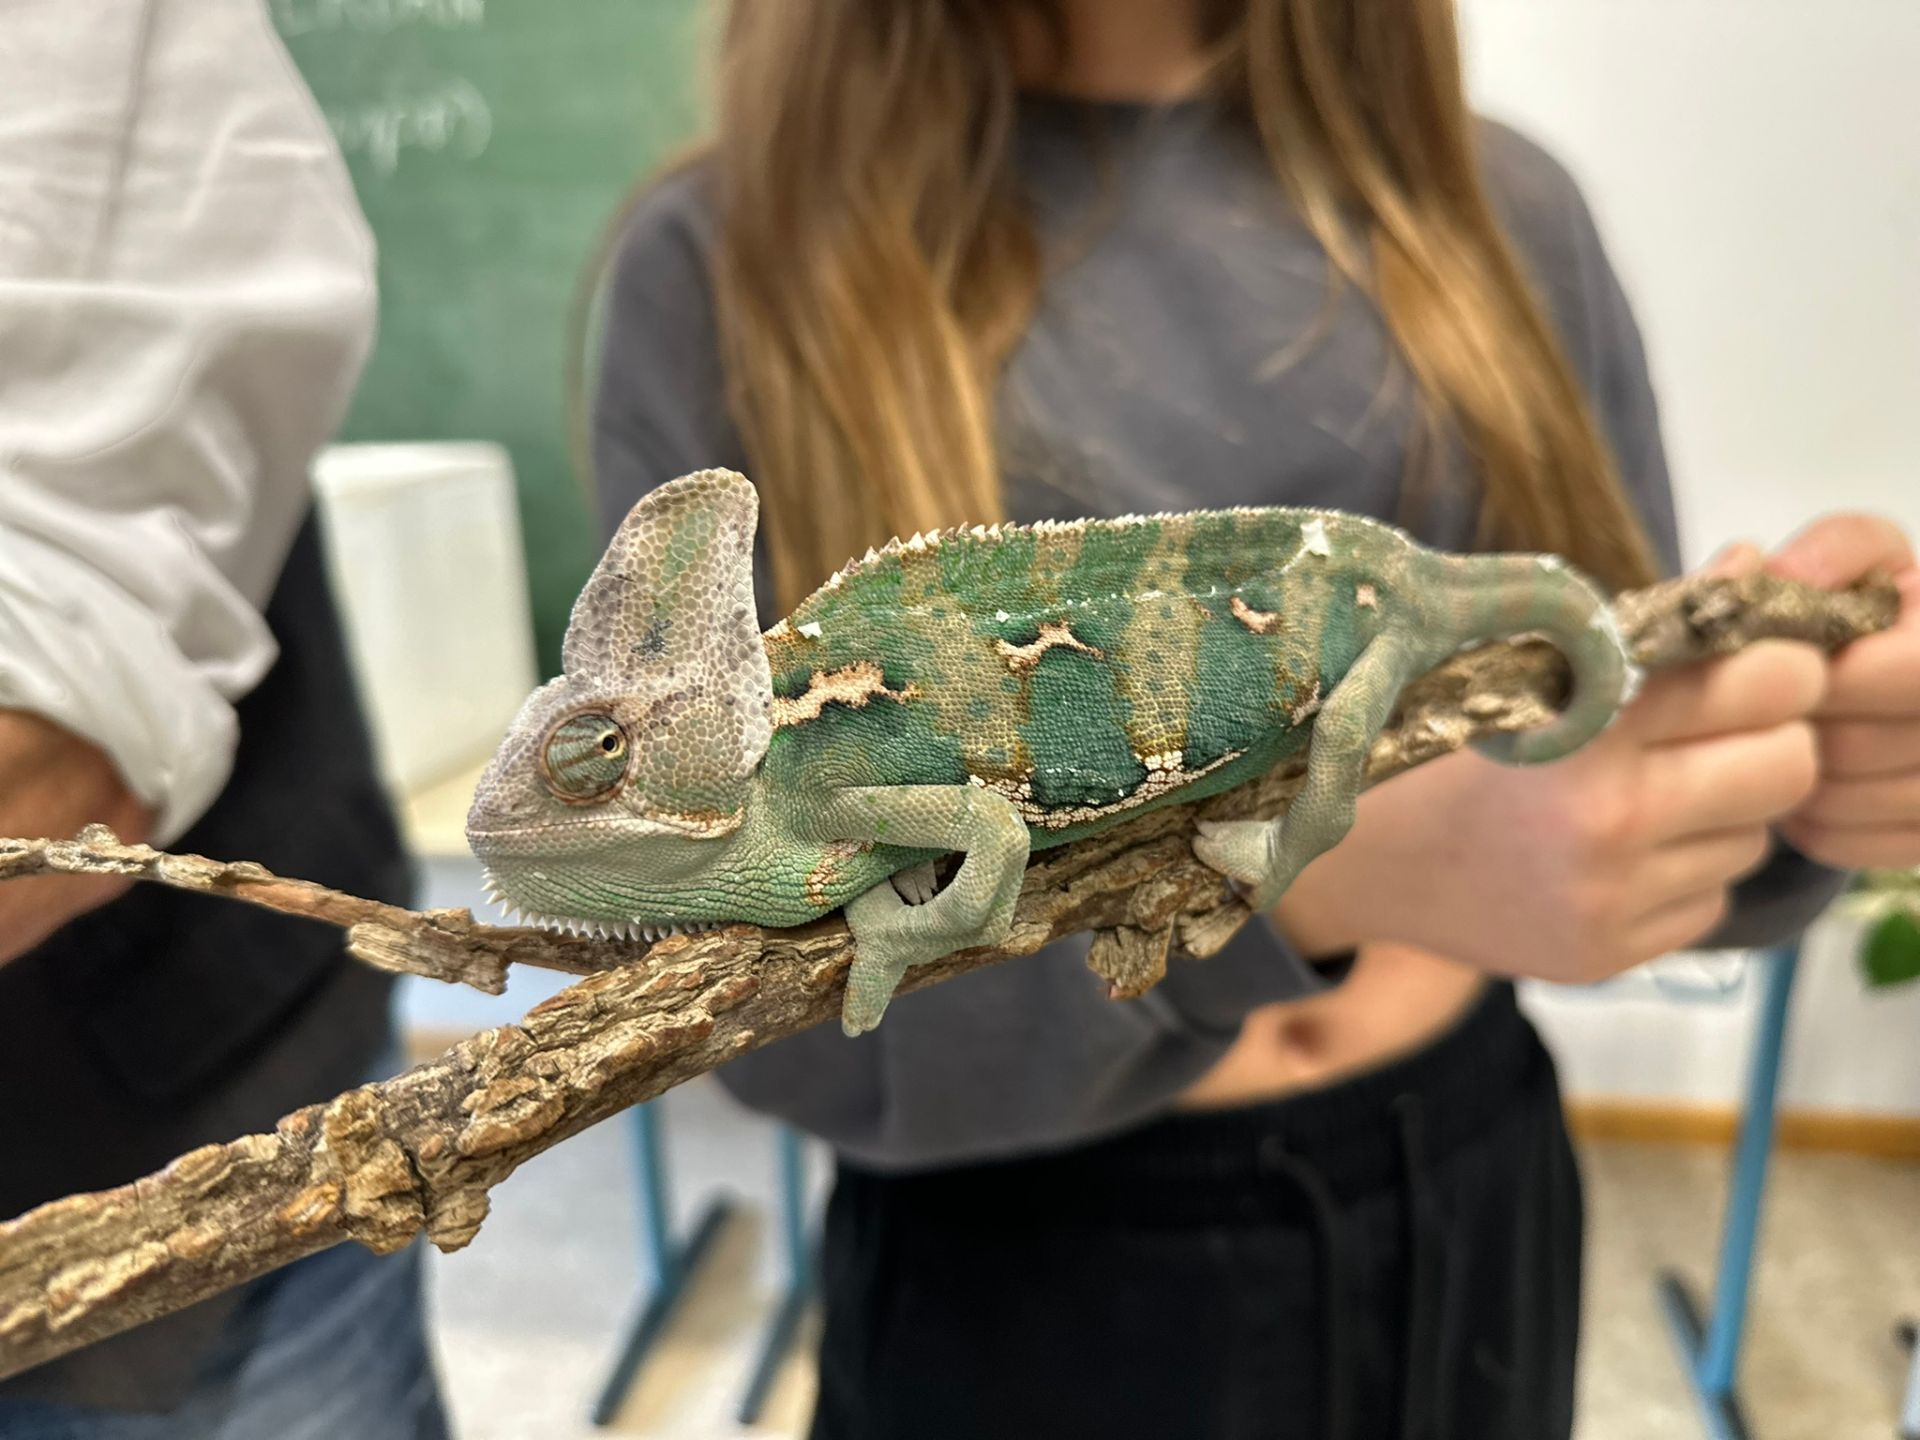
[311,442,538,798]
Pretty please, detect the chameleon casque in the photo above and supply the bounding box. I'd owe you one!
[467,468,1633,1035]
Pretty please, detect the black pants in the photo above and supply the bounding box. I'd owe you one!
[810,984,1582,1440]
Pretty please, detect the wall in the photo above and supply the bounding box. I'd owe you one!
[1461,0,1920,1111]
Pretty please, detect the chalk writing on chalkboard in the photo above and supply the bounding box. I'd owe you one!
[272,0,485,37]
[326,79,493,176]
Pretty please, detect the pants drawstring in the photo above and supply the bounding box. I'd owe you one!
[1394,1093,1458,1440]
[1262,1140,1354,1440]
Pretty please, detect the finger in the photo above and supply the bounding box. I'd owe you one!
[1626,890,1732,964]
[1819,618,1920,719]
[1778,819,1920,870]
[1623,642,1826,744]
[1766,513,1915,589]
[1639,826,1774,908]
[1703,540,1765,579]
[1638,722,1818,839]
[1814,717,1920,778]
[1792,767,1920,828]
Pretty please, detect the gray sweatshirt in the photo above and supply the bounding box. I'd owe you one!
[593,96,1844,1172]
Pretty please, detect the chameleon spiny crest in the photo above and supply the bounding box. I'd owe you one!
[468,468,1633,1035]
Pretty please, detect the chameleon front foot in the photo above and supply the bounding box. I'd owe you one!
[889,860,941,906]
[840,881,970,1035]
[818,786,1029,1036]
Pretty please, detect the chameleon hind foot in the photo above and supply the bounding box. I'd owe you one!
[1192,817,1312,912]
[1193,637,1418,911]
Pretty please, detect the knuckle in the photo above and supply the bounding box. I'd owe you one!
[1661,891,1732,955]
[1569,870,1628,931]
[1733,826,1773,877]
[1816,723,1861,774]
[1776,723,1821,806]
[1779,817,1826,857]
[1578,777,1646,857]
[1574,940,1635,990]
[1743,642,1827,717]
[1595,942,1640,983]
[1787,649,1831,714]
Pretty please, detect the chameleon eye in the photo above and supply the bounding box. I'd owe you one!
[542,712,629,802]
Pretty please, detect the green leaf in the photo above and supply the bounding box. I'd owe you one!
[1861,908,1920,989]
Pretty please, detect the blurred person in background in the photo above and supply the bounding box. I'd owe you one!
[0,2,450,1435]
[592,1,1920,1436]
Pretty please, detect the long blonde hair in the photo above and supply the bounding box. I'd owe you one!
[705,0,1660,612]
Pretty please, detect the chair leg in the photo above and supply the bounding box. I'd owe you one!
[1657,942,1800,1440]
[1897,1318,1919,1440]
[738,1126,818,1426]
[589,1103,734,1428]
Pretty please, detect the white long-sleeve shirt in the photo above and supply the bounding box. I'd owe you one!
[0,0,375,843]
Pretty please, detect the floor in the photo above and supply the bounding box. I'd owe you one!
[425,1077,1920,1440]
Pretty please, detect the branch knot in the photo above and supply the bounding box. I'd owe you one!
[317,1088,425,1256]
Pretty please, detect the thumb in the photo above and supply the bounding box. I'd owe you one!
[1766,513,1914,588]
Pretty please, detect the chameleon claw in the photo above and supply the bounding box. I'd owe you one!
[889,860,941,906]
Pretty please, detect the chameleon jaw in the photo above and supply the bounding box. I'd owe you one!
[479,868,719,944]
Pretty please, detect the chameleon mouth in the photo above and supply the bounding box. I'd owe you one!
[479,868,720,944]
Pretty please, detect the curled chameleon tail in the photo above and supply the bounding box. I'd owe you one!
[1429,550,1639,765]
[1192,538,1635,912]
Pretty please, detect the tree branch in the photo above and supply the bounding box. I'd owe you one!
[0,570,1896,1380]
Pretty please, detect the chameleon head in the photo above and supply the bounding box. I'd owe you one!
[465,469,773,936]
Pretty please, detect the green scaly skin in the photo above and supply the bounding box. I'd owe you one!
[467,469,1634,1035]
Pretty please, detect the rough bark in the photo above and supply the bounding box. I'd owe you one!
[0,570,1897,1381]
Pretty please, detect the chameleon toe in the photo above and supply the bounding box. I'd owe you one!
[1191,818,1275,890]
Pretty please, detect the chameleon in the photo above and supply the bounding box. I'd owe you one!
[466,468,1634,1036]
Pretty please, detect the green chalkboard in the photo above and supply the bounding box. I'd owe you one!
[273,0,708,671]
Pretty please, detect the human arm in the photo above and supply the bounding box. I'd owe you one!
[0,712,152,964]
[0,0,375,901]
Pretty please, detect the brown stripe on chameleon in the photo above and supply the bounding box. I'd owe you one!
[1116,518,1204,760]
[1468,556,1557,639]
[1027,519,1086,607]
[892,534,946,610]
[770,662,919,729]
[1270,568,1333,735]
[1288,676,1324,725]
[893,532,1023,777]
